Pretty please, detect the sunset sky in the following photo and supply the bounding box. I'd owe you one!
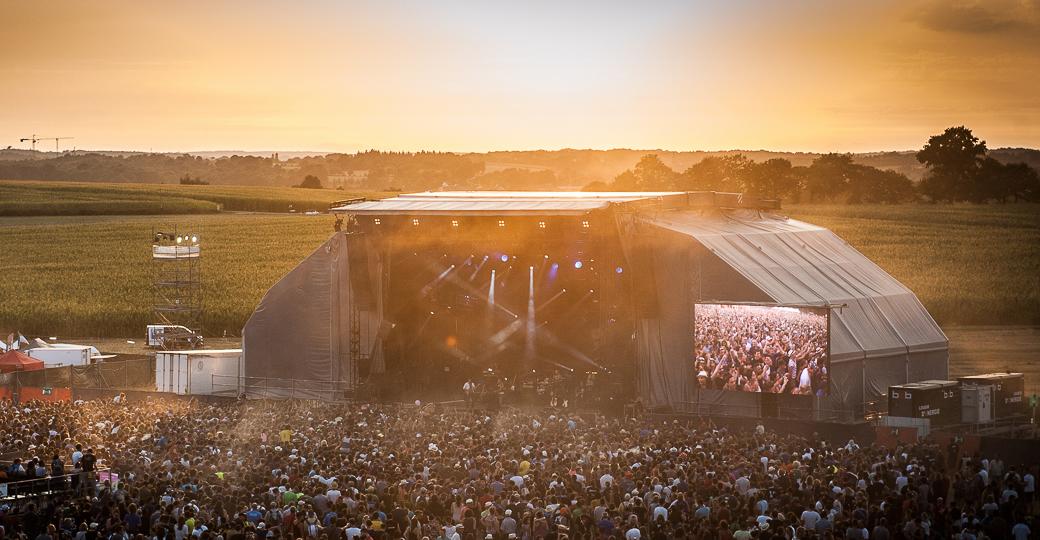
[2,0,1038,153]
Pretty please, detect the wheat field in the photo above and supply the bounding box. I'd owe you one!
[0,183,1036,338]
[0,180,381,215]
[787,204,1040,326]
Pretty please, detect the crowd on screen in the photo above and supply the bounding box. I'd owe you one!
[693,305,829,396]
[1,397,1036,540]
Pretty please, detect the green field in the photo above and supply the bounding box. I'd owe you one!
[786,204,1040,326]
[0,213,335,337]
[0,182,1036,337]
[0,180,383,215]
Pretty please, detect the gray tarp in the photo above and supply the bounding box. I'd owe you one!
[631,209,948,416]
[242,234,352,399]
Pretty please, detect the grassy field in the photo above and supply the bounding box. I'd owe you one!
[0,214,335,337]
[0,180,383,215]
[0,194,1036,337]
[786,204,1040,326]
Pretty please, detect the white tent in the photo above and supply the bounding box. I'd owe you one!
[623,208,947,418]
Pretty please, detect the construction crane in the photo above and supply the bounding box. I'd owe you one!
[19,135,74,152]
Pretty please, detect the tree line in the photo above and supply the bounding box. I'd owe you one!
[1,126,1037,203]
[586,126,1040,203]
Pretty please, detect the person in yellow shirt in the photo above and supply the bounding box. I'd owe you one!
[279,425,292,444]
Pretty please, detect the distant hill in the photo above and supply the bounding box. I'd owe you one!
[1,147,1037,188]
[472,148,1040,183]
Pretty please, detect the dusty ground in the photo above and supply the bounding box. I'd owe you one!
[87,337,242,357]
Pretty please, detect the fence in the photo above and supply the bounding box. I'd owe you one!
[211,374,359,401]
[674,400,864,424]
[0,358,155,403]
[0,467,112,501]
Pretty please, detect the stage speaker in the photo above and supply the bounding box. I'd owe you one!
[761,392,779,419]
[346,234,376,309]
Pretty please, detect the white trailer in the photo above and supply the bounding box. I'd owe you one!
[155,349,243,396]
[26,346,93,367]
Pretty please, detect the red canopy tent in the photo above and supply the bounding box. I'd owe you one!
[0,350,45,373]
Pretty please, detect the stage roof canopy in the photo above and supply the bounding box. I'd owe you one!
[331,191,685,215]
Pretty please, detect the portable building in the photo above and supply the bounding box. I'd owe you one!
[155,349,242,396]
[961,384,994,424]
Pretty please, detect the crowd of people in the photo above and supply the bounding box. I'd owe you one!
[0,396,1036,540]
[694,305,829,396]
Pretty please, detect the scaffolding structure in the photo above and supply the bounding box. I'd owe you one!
[348,303,362,391]
[151,226,203,340]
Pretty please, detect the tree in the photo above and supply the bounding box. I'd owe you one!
[179,174,209,185]
[582,180,611,192]
[916,126,987,202]
[743,158,800,200]
[607,154,676,191]
[631,154,676,190]
[296,174,323,189]
[978,158,1040,203]
[805,154,855,202]
[1003,162,1040,202]
[473,168,557,190]
[610,170,640,190]
[847,167,916,204]
[676,155,750,192]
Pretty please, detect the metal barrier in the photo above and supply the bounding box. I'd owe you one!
[0,358,156,401]
[0,467,110,501]
[675,400,863,424]
[210,374,358,401]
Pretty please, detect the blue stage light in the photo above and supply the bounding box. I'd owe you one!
[500,254,509,262]
[574,261,583,269]
[615,266,624,274]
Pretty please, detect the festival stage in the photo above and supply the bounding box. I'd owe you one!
[243,191,948,422]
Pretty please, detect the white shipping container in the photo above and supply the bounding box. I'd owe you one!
[155,349,243,396]
[962,384,994,424]
[26,346,93,367]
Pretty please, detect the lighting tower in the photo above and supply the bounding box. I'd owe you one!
[151,226,203,340]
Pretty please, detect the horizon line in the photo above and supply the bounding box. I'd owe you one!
[5,145,1039,157]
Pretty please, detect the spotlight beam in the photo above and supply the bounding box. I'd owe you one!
[420,264,457,297]
[437,263,519,320]
[535,288,567,311]
[535,329,607,371]
[469,255,489,281]
[488,269,496,307]
[406,313,434,347]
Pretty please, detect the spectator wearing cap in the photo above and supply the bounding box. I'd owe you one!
[500,509,517,536]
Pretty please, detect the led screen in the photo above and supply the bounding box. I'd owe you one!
[694,303,829,395]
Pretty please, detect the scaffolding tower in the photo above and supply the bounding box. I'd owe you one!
[348,303,362,392]
[152,226,203,339]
